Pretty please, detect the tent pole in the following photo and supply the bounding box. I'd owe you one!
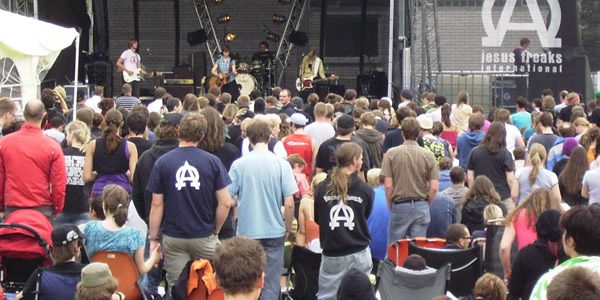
[33,0,39,19]
[387,0,394,97]
[73,33,80,122]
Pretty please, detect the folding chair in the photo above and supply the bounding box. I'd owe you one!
[377,259,450,300]
[91,251,147,300]
[408,243,482,297]
[386,238,446,266]
[286,246,321,300]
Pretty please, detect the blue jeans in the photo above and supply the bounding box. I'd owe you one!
[144,238,163,295]
[54,212,89,226]
[318,247,372,300]
[258,236,285,300]
[387,200,431,245]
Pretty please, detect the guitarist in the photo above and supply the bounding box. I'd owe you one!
[211,46,240,102]
[116,39,147,97]
[298,48,326,89]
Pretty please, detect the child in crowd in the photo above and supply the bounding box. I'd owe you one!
[513,147,526,174]
[83,184,160,276]
[75,263,123,300]
[287,154,310,200]
[437,157,453,192]
[440,166,470,223]
[18,225,85,300]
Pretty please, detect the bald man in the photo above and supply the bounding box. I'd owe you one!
[0,100,67,219]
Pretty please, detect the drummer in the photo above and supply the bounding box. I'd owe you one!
[299,48,326,82]
[251,41,273,63]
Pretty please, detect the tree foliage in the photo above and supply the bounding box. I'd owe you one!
[581,0,600,71]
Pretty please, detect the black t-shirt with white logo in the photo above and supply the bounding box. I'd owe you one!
[63,146,91,214]
[315,172,374,257]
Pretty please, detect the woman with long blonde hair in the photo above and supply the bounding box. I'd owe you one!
[499,188,562,280]
[315,142,374,299]
[55,121,93,226]
[514,143,561,204]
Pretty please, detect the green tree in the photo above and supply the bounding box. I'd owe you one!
[581,0,600,71]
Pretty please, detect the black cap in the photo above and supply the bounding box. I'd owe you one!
[163,113,183,126]
[336,114,355,129]
[52,224,84,246]
[336,268,376,300]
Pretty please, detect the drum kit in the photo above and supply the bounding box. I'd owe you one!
[234,51,275,96]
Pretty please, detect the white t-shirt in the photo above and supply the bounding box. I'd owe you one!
[147,98,163,114]
[516,166,558,204]
[305,121,335,147]
[428,107,442,123]
[120,49,140,72]
[583,168,600,205]
[241,137,288,159]
[504,123,522,153]
[85,95,102,113]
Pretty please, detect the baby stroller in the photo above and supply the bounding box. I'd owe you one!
[0,209,53,295]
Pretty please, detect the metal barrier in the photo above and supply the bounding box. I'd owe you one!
[432,71,528,112]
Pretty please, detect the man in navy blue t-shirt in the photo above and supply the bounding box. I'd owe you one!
[147,112,232,287]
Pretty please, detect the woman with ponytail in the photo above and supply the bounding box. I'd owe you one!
[55,121,93,226]
[314,142,374,300]
[499,188,562,280]
[515,143,561,205]
[84,109,138,197]
[83,184,160,275]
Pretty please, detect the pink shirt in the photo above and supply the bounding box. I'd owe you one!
[513,210,538,250]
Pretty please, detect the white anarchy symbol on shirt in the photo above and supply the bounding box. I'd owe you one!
[329,202,355,231]
[175,161,201,190]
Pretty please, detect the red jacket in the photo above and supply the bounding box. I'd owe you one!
[0,123,66,214]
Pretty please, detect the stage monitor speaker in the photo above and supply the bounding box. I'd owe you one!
[492,79,517,112]
[164,85,194,100]
[85,61,112,97]
[191,51,207,89]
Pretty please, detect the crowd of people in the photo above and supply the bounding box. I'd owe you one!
[1,82,600,300]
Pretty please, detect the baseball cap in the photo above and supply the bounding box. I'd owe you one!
[163,112,183,126]
[51,224,84,246]
[336,114,355,129]
[80,263,114,288]
[287,113,308,126]
[416,114,433,130]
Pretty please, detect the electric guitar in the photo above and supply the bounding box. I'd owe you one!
[123,68,163,83]
[123,68,144,83]
[296,75,340,91]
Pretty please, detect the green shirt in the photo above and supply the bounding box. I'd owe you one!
[530,256,600,299]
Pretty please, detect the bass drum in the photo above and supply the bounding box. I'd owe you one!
[236,74,257,96]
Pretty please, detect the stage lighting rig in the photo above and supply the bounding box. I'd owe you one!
[272,14,286,24]
[225,32,237,41]
[211,0,224,4]
[217,14,231,24]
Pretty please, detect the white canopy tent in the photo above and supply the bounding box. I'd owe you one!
[0,9,79,109]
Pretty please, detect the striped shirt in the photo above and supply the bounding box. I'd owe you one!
[530,256,600,300]
[116,96,141,111]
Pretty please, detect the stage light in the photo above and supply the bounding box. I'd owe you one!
[272,14,286,24]
[211,0,224,4]
[225,32,237,41]
[217,14,231,24]
[265,31,280,42]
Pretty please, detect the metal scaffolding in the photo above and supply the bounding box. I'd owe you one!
[0,0,36,17]
[274,0,308,86]
[410,0,441,93]
[191,0,221,65]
